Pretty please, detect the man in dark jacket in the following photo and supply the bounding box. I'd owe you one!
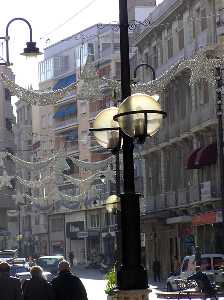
[52,260,88,300]
[0,261,23,300]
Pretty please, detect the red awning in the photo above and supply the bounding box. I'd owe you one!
[194,143,217,168]
[186,147,202,169]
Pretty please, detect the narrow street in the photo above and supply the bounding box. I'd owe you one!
[74,265,164,300]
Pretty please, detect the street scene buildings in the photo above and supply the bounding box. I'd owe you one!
[1,0,224,288]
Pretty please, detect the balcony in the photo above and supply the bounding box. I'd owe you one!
[155,194,166,210]
[190,104,216,130]
[177,188,188,206]
[166,191,176,208]
[54,118,78,131]
[189,184,200,204]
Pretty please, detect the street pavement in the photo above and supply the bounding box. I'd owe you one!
[73,265,165,300]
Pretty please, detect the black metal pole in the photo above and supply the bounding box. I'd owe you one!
[48,214,50,255]
[216,67,224,217]
[117,0,148,290]
[18,206,21,256]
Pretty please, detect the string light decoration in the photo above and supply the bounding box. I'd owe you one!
[1,45,224,105]
[176,49,224,86]
[7,152,57,170]
[0,73,78,106]
[70,156,114,171]
[0,151,114,172]
[76,58,102,101]
[16,174,54,189]
[0,170,13,189]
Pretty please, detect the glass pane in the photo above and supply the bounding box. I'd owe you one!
[213,257,224,270]
[201,257,211,271]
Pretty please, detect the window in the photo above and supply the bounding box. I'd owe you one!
[167,25,173,59]
[5,118,12,131]
[5,89,11,101]
[90,215,100,228]
[113,43,120,52]
[51,218,64,232]
[34,215,40,225]
[213,257,224,270]
[177,24,184,50]
[101,43,111,57]
[80,101,87,114]
[201,8,207,31]
[152,46,158,69]
[115,62,121,79]
[201,257,211,271]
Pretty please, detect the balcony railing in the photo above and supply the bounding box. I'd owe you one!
[166,191,176,208]
[54,118,78,131]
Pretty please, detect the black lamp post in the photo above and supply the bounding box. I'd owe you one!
[0,17,42,66]
[90,1,166,290]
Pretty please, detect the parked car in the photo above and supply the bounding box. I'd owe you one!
[11,258,29,268]
[166,253,224,291]
[10,264,30,277]
[36,256,64,275]
[16,271,54,284]
[0,250,17,262]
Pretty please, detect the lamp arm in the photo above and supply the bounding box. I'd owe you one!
[6,18,33,41]
[133,63,156,81]
[4,18,33,65]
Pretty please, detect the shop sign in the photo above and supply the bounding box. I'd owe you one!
[77,231,88,238]
[192,210,223,226]
[166,215,192,224]
[66,221,84,239]
[183,235,195,247]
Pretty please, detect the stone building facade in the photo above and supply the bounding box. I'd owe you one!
[134,0,224,281]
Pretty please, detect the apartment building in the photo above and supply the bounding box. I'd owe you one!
[14,100,33,255]
[0,66,16,249]
[133,0,224,280]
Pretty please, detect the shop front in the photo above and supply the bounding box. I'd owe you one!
[192,210,224,253]
[66,221,86,264]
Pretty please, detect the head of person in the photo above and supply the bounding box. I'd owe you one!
[0,262,10,277]
[58,260,71,273]
[30,265,44,279]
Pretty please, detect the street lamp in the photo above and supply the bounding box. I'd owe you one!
[90,1,167,291]
[0,17,42,66]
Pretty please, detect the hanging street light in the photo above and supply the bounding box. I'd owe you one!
[0,17,42,66]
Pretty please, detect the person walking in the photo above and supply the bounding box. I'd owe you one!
[0,261,23,300]
[52,260,88,300]
[22,265,54,300]
[68,251,75,268]
[152,258,161,282]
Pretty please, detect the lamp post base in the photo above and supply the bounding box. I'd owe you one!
[117,266,148,290]
[108,288,150,300]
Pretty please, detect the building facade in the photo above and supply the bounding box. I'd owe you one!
[134,0,224,280]
[0,66,16,249]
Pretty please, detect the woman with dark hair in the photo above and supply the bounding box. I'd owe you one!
[22,266,54,300]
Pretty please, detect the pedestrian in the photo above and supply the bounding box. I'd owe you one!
[68,251,75,267]
[52,260,88,300]
[0,261,23,300]
[152,258,161,282]
[22,265,54,300]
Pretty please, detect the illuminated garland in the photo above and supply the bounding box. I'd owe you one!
[1,45,223,105]
[16,174,54,189]
[70,156,114,171]
[7,152,57,171]
[0,73,78,106]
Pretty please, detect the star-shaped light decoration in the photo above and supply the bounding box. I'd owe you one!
[176,50,224,86]
[99,166,116,183]
[77,57,102,102]
[0,169,13,190]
